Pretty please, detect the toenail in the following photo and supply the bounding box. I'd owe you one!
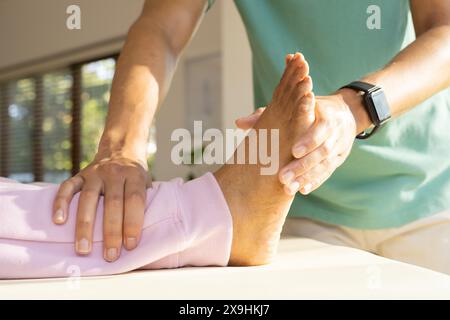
[281,171,294,184]
[294,52,302,60]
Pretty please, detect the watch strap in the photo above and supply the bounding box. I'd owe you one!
[341,81,378,93]
[340,81,382,140]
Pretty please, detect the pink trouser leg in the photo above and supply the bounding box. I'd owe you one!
[0,173,233,279]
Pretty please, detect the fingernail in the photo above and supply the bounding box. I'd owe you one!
[293,145,306,158]
[105,248,118,261]
[54,208,65,223]
[76,238,90,255]
[287,182,300,195]
[301,183,313,194]
[281,171,294,184]
[126,237,137,249]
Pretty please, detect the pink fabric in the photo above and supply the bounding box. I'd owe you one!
[0,173,233,279]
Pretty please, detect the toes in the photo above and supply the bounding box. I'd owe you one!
[292,52,305,62]
[285,53,306,79]
[284,56,309,98]
[276,52,309,101]
[285,54,294,66]
[278,53,300,87]
[291,57,309,81]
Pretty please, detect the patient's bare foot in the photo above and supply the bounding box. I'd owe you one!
[214,53,315,265]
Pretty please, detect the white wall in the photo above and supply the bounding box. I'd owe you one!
[220,0,253,130]
[0,0,253,181]
[153,2,223,180]
[0,0,144,74]
[154,1,254,180]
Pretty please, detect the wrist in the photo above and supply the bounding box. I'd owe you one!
[336,88,372,136]
[97,132,148,161]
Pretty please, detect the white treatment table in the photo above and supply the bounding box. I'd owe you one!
[1,238,449,299]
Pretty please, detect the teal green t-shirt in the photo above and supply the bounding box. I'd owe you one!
[210,0,450,229]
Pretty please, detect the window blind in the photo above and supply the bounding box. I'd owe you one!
[0,55,157,184]
[43,69,73,183]
[8,78,35,182]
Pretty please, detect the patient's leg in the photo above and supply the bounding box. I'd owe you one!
[0,174,233,279]
[215,53,314,265]
[0,53,313,279]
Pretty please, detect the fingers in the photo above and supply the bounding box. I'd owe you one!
[297,156,342,195]
[283,156,341,196]
[62,157,150,261]
[280,133,338,185]
[75,179,103,255]
[291,117,331,159]
[235,107,266,129]
[123,177,147,250]
[103,177,125,262]
[279,118,332,185]
[52,175,84,224]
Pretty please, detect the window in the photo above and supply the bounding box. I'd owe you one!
[81,58,115,169]
[43,69,73,182]
[0,56,157,183]
[7,79,35,182]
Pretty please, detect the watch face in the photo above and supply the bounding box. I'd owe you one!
[371,90,391,124]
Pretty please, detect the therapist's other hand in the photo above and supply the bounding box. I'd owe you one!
[52,152,151,262]
[236,93,358,195]
[279,94,356,194]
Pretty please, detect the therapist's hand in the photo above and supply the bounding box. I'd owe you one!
[236,92,360,195]
[52,151,151,262]
[278,94,357,194]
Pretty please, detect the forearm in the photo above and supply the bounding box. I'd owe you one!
[339,25,450,134]
[55,1,208,259]
[98,18,179,161]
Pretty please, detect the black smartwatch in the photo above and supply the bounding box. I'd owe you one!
[340,81,391,139]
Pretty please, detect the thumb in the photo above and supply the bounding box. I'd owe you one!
[235,107,266,129]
